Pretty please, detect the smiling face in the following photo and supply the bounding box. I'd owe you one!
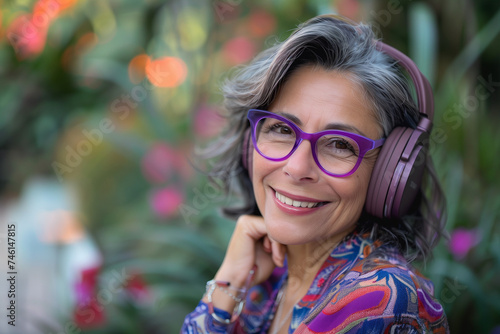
[252,65,383,246]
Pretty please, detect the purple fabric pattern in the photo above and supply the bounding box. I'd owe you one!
[181,233,449,334]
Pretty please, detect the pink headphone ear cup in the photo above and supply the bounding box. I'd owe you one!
[366,127,406,218]
[242,129,253,179]
[390,138,427,218]
[367,42,435,219]
[366,127,427,218]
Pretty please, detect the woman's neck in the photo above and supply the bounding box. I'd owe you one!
[285,230,351,293]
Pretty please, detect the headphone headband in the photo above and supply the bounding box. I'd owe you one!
[375,41,434,121]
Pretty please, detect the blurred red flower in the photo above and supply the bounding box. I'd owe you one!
[125,271,150,303]
[74,299,106,329]
[73,266,105,329]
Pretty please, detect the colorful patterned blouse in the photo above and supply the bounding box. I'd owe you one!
[181,233,449,333]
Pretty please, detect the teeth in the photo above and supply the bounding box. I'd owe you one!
[275,191,321,208]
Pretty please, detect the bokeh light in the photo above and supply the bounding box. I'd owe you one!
[146,56,188,88]
[7,13,48,59]
[150,187,184,218]
[222,36,256,65]
[449,228,481,260]
[194,105,226,138]
[177,8,208,51]
[248,9,277,37]
[141,142,177,184]
[6,0,80,59]
[128,54,151,84]
[335,0,362,21]
[39,210,85,244]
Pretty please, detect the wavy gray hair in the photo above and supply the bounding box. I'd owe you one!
[201,14,446,262]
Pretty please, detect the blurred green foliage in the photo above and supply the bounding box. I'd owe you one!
[1,0,499,333]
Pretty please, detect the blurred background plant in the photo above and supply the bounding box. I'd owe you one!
[0,0,498,333]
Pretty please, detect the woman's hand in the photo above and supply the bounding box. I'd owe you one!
[214,215,287,288]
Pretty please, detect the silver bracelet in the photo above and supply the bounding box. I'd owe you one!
[206,281,245,324]
[205,266,257,325]
[206,280,245,302]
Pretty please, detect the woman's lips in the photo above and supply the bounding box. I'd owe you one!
[272,188,329,215]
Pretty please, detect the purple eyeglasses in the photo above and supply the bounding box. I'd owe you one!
[247,109,385,177]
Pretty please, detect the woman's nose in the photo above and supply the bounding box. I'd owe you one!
[282,140,320,182]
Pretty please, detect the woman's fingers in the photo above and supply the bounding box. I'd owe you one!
[263,236,272,253]
[271,239,286,267]
[215,215,269,285]
[215,215,288,287]
[207,218,288,312]
[253,241,276,284]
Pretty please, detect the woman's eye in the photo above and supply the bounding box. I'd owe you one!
[270,124,292,135]
[324,138,356,154]
[333,141,348,150]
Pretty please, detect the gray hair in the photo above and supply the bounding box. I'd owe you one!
[201,14,446,262]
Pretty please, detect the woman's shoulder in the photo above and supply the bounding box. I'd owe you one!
[299,237,449,333]
[341,232,436,286]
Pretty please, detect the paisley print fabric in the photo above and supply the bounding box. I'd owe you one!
[181,233,449,333]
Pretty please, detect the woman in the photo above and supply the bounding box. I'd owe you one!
[182,14,448,333]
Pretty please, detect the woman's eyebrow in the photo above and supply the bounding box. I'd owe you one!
[273,111,367,137]
[324,123,367,137]
[274,111,302,125]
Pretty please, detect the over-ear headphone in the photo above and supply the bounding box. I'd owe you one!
[242,41,434,220]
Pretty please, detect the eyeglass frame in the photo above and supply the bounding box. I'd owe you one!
[247,109,386,177]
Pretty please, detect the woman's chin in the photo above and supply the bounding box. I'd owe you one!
[264,219,309,245]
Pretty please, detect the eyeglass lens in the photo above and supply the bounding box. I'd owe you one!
[255,117,360,175]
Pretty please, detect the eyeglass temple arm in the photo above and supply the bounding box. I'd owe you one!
[373,137,386,149]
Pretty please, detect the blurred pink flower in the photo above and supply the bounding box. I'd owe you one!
[248,9,276,37]
[141,142,194,184]
[150,187,184,218]
[335,0,361,21]
[7,14,48,59]
[449,228,480,259]
[7,0,79,60]
[194,105,226,138]
[141,143,177,184]
[74,266,99,305]
[222,36,256,65]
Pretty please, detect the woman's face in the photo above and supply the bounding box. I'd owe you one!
[252,66,383,246]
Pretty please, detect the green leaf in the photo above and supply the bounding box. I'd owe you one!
[409,2,438,85]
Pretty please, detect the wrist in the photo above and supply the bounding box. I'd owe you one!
[203,281,244,325]
[204,265,257,324]
[202,282,237,310]
[214,265,249,289]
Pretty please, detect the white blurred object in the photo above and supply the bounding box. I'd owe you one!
[0,177,101,334]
